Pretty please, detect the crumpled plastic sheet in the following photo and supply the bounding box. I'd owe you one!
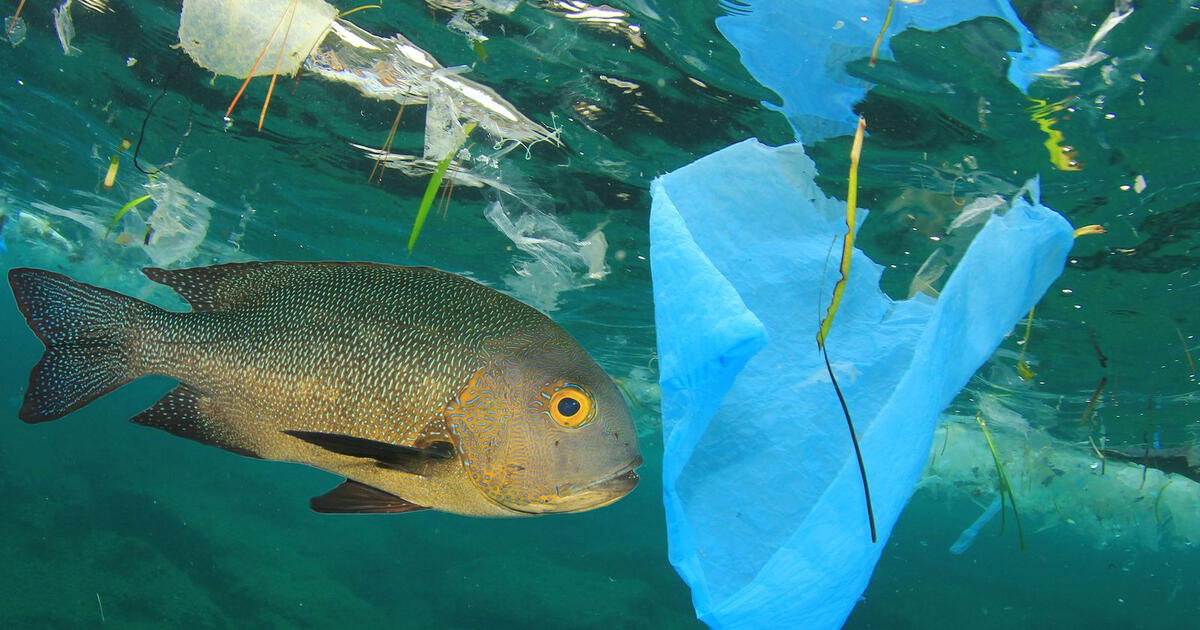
[716,0,1061,142]
[650,138,1074,629]
[483,200,607,312]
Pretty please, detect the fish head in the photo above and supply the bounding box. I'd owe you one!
[446,335,641,515]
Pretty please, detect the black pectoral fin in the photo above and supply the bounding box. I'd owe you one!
[282,430,453,476]
[310,479,430,514]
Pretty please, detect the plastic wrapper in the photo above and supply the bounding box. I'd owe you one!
[5,14,26,46]
[138,176,214,267]
[178,0,338,78]
[484,200,607,312]
[925,410,1200,551]
[650,138,1074,629]
[305,19,558,148]
[54,0,81,56]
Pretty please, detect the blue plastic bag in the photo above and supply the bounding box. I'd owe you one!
[716,0,1060,142]
[651,138,1074,629]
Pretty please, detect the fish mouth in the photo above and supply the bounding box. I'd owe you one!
[499,456,643,515]
[578,455,643,495]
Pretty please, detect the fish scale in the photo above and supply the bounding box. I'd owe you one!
[8,262,641,517]
[136,263,551,459]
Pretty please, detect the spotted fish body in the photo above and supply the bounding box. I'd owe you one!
[8,262,641,517]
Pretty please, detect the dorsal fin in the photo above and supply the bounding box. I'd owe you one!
[142,262,285,311]
[142,261,439,312]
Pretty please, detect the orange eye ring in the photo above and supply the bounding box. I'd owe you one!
[549,385,594,429]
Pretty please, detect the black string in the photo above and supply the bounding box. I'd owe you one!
[133,58,186,175]
[822,343,878,543]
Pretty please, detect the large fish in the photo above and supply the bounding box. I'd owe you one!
[7,262,641,516]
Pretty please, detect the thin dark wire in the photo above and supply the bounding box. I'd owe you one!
[133,58,186,175]
[822,343,878,543]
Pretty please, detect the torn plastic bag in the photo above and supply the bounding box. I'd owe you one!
[716,0,1060,142]
[650,138,1073,629]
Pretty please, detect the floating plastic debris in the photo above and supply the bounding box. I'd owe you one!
[926,406,1200,551]
[533,0,646,49]
[5,14,26,47]
[947,194,1006,234]
[1040,1,1134,76]
[78,0,113,14]
[54,0,81,56]
[578,225,609,281]
[907,247,948,298]
[178,0,558,148]
[12,208,77,256]
[484,199,607,312]
[352,144,518,196]
[651,138,1074,630]
[138,175,213,267]
[948,496,1001,555]
[476,0,521,13]
[448,9,489,50]
[304,20,438,105]
[178,0,338,79]
[101,176,214,267]
[314,15,556,147]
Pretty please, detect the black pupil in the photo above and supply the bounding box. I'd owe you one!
[557,396,582,417]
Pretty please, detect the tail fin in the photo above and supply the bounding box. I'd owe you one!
[8,268,149,423]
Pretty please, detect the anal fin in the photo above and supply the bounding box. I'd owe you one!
[310,479,430,514]
[132,384,261,459]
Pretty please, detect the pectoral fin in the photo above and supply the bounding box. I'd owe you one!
[310,479,430,514]
[282,429,453,476]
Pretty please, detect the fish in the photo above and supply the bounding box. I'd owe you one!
[7,261,641,517]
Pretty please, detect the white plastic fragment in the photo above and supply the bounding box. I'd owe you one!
[448,10,488,45]
[4,14,26,46]
[350,143,519,196]
[476,0,521,13]
[924,402,1200,550]
[484,200,605,312]
[578,226,609,280]
[303,18,559,147]
[947,195,1006,233]
[178,0,338,78]
[908,247,948,298]
[54,0,81,56]
[1041,1,1133,75]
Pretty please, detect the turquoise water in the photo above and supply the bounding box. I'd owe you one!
[1,1,1198,628]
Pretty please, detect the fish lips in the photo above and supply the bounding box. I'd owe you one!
[557,455,643,512]
[508,456,643,515]
[579,455,643,495]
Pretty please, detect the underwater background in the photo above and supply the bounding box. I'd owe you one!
[1,0,1199,628]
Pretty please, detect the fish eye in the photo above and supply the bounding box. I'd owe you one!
[549,385,594,429]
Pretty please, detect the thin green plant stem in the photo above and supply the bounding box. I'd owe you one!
[407,121,476,253]
[977,413,1025,551]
